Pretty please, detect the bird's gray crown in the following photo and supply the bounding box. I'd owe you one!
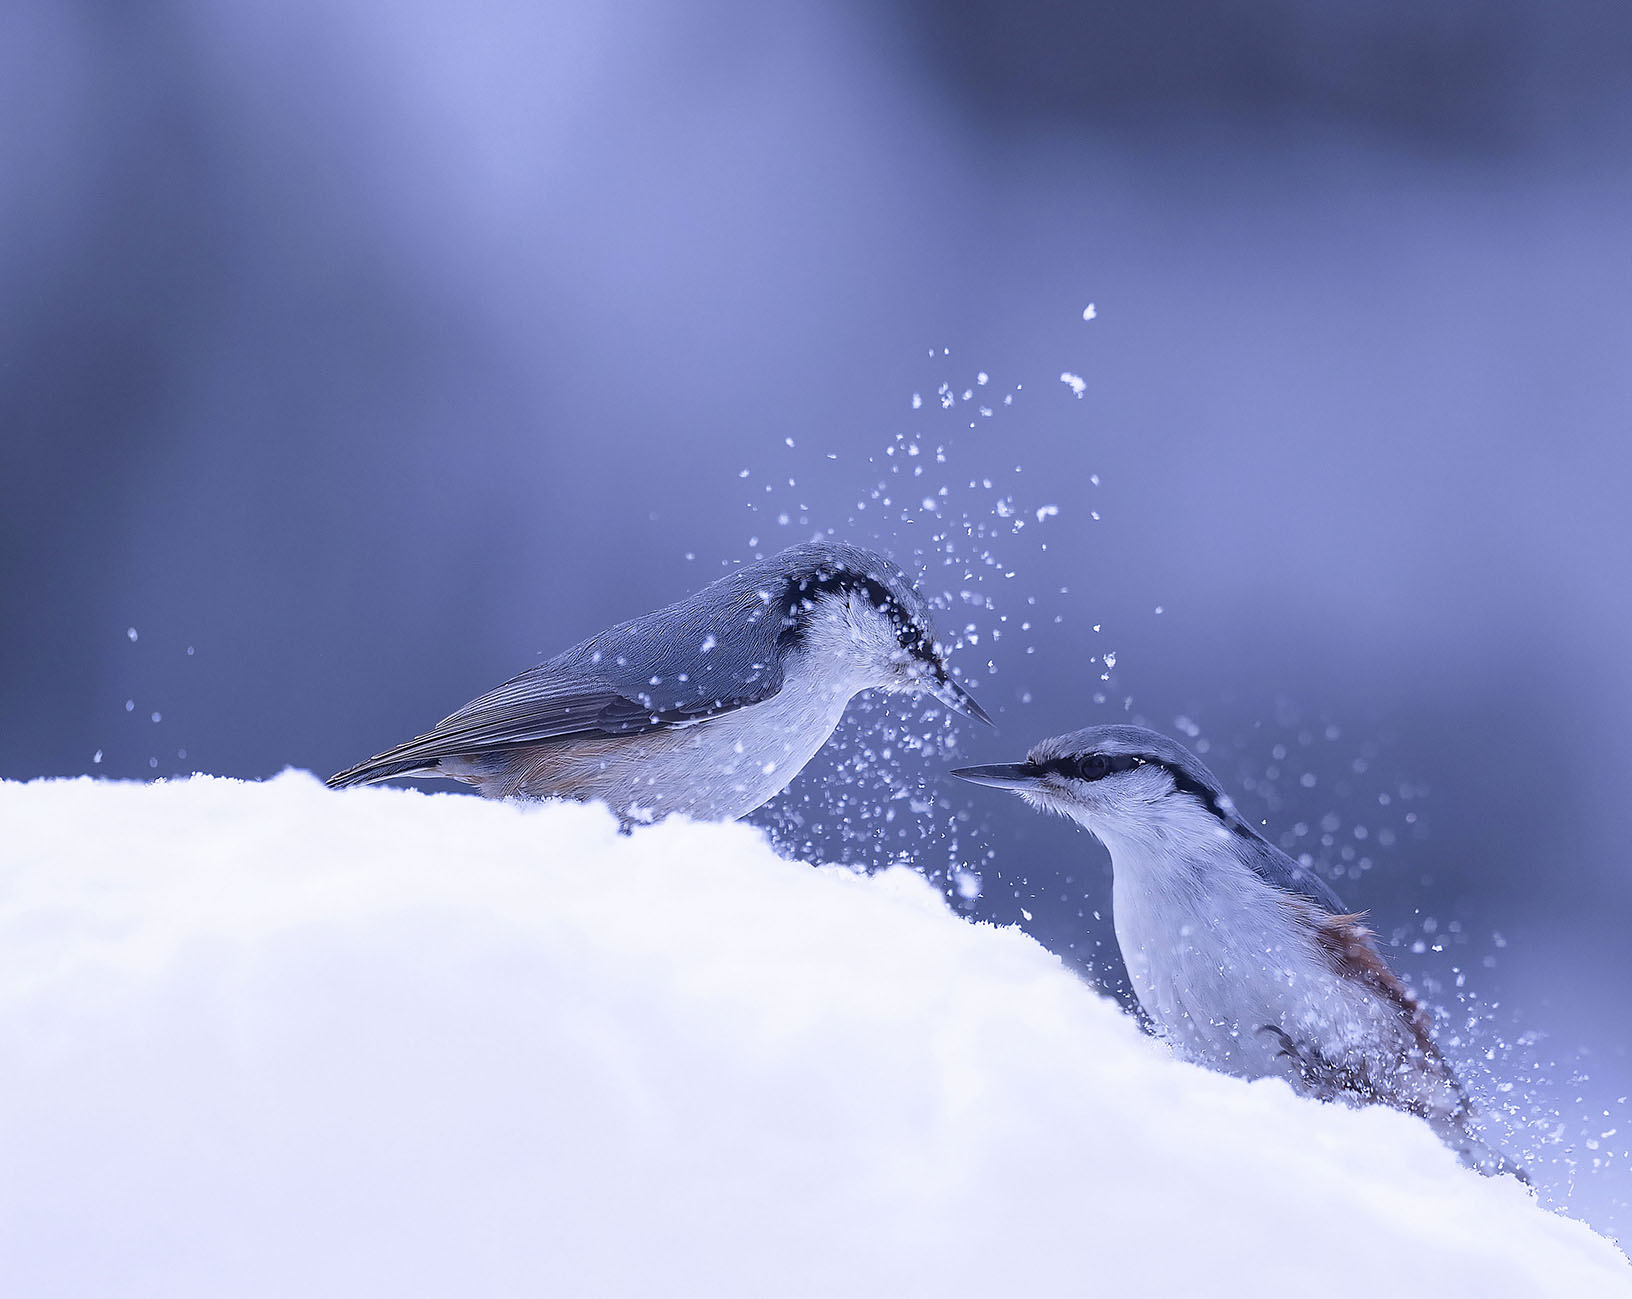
[758,540,940,660]
[956,723,1347,914]
[1027,724,1248,832]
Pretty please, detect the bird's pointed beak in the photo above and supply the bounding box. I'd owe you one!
[931,674,995,728]
[950,762,1039,790]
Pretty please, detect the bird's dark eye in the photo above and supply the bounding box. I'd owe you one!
[1074,753,1111,781]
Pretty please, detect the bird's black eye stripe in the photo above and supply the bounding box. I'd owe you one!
[780,570,933,659]
[1038,752,1143,782]
[1037,753,1257,836]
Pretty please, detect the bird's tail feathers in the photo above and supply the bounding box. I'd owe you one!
[1442,1116,1531,1185]
[324,751,443,790]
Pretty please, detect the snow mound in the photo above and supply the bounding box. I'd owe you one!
[1,773,1626,1298]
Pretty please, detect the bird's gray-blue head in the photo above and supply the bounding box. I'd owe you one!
[953,723,1250,851]
[754,540,992,724]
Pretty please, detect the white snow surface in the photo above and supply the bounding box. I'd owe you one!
[1,773,1627,1299]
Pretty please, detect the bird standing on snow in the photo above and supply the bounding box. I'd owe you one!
[954,724,1523,1178]
[328,540,990,823]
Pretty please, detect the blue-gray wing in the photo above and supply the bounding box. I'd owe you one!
[433,618,786,746]
[1240,836,1348,915]
[430,537,904,747]
[541,570,792,727]
[326,585,790,788]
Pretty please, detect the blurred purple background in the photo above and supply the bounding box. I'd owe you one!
[3,0,1629,1234]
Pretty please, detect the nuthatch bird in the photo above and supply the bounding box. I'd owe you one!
[328,540,990,823]
[954,724,1523,1179]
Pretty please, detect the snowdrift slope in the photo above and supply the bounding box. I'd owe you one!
[1,773,1626,1298]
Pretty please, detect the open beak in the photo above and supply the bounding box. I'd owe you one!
[931,674,995,728]
[950,762,1039,790]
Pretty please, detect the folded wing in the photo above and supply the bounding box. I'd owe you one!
[326,618,787,789]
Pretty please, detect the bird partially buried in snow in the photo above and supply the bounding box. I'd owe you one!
[954,724,1523,1178]
[329,540,990,823]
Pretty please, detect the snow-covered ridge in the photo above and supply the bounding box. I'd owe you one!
[1,773,1625,1298]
